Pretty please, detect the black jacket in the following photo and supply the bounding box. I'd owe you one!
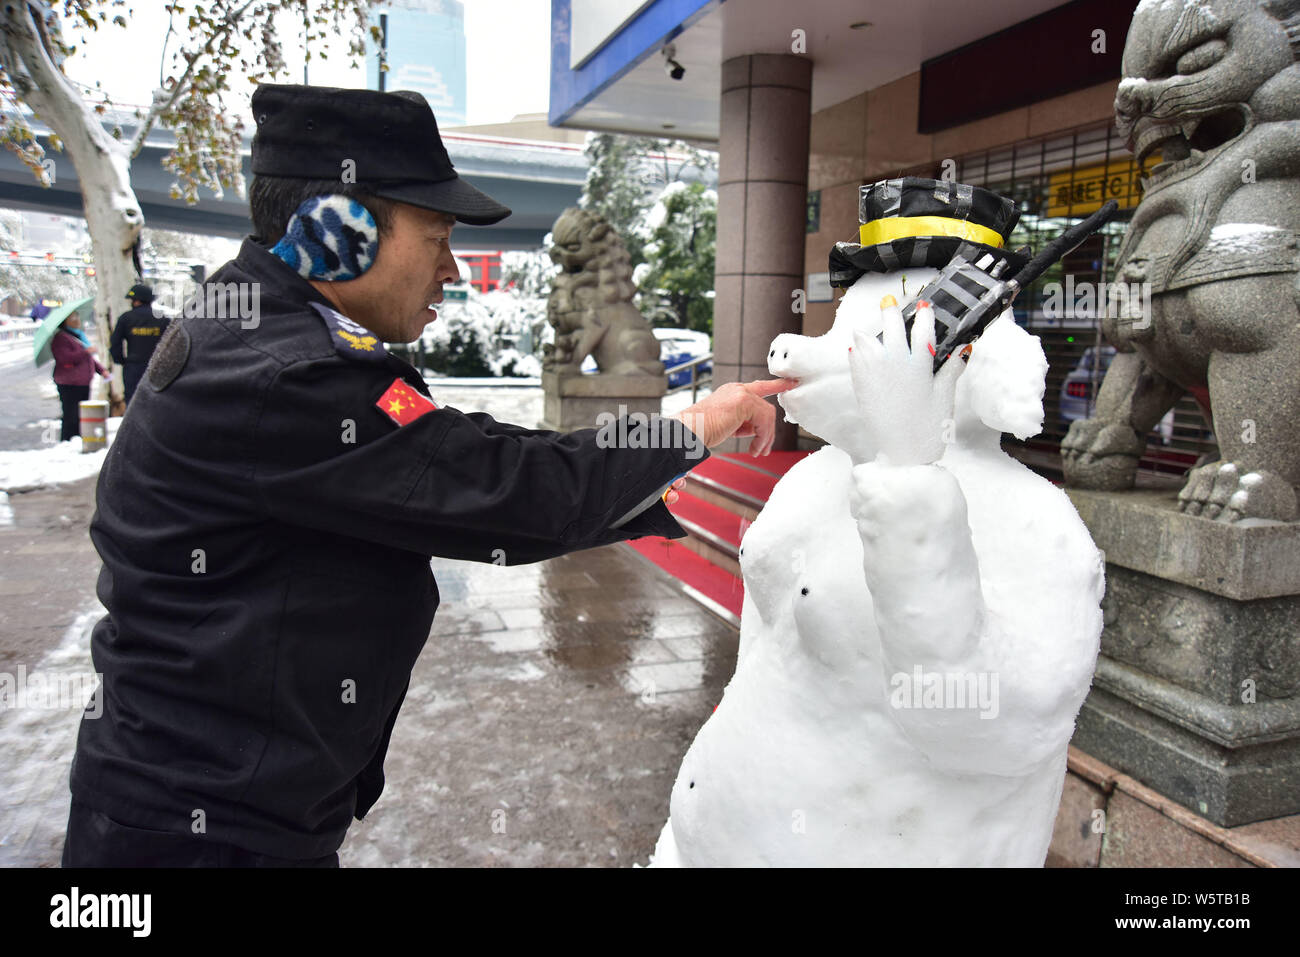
[70,238,705,859]
[109,303,170,365]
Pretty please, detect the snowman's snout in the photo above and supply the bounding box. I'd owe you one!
[767,333,815,378]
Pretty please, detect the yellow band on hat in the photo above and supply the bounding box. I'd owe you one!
[859,215,1004,249]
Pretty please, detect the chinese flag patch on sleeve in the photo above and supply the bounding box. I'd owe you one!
[376,377,439,426]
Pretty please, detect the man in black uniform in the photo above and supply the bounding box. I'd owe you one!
[109,283,169,404]
[61,84,791,866]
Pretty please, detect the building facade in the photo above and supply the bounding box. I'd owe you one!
[368,0,468,126]
[548,0,1210,471]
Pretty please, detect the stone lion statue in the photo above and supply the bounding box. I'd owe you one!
[1061,0,1300,521]
[544,207,664,377]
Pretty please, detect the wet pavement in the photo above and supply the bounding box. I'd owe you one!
[337,545,738,867]
[0,474,739,867]
[0,476,107,868]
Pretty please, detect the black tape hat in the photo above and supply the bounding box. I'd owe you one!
[829,177,1026,287]
[250,84,511,226]
[126,283,154,303]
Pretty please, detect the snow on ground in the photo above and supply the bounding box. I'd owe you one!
[0,383,705,492]
[427,381,710,429]
[0,416,121,492]
[428,382,545,427]
[0,604,102,866]
[0,337,34,369]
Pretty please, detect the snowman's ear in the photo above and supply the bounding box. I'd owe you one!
[966,314,1047,438]
[976,314,1041,356]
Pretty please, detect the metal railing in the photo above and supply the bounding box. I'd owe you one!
[0,320,39,344]
[664,353,713,402]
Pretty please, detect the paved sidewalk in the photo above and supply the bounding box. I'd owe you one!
[338,545,737,866]
[0,475,105,868]
[0,475,738,867]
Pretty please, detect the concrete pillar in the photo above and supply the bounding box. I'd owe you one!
[713,53,811,452]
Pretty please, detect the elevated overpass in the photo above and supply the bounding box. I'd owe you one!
[0,111,587,249]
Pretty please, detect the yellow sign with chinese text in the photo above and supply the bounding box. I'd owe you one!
[1046,155,1160,217]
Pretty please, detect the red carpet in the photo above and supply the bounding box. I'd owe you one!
[626,535,745,620]
[622,449,814,623]
[664,490,749,547]
[724,450,812,472]
[689,451,812,504]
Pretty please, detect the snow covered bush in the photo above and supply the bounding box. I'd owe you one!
[420,285,548,377]
[635,181,717,333]
[500,246,555,299]
[490,348,542,378]
[421,303,494,377]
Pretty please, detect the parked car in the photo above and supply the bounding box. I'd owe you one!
[655,328,712,388]
[579,328,712,389]
[1059,345,1116,422]
[1059,344,1184,443]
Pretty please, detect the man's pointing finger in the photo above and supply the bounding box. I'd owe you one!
[743,377,799,397]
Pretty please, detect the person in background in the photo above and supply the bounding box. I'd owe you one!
[51,310,110,441]
[109,283,170,404]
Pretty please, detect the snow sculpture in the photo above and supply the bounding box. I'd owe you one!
[650,269,1104,866]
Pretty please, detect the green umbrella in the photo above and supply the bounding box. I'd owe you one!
[32,296,96,368]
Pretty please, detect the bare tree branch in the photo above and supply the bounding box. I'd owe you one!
[1,2,91,134]
[128,0,259,158]
[159,1,176,88]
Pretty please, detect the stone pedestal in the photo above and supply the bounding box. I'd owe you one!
[540,371,668,431]
[1066,488,1300,826]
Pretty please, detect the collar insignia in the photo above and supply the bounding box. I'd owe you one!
[310,301,387,363]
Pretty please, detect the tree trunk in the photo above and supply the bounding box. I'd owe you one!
[671,291,689,330]
[75,144,142,415]
[1,1,143,414]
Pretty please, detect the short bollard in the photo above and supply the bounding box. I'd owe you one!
[79,400,109,452]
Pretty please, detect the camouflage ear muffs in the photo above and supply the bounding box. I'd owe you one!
[271,195,379,281]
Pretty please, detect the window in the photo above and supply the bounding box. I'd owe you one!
[904,122,1215,480]
[453,252,504,293]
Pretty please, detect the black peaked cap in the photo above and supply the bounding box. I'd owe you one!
[250,84,511,226]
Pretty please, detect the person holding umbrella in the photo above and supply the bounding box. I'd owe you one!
[32,297,110,441]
